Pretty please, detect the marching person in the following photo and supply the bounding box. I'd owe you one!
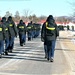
[41,15,59,62]
[41,22,47,59]
[0,20,6,58]
[7,16,18,53]
[27,21,33,41]
[1,17,10,55]
[17,20,27,46]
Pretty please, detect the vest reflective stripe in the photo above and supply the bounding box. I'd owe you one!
[5,28,8,31]
[19,26,24,28]
[46,22,55,30]
[9,24,13,26]
[27,27,31,29]
[0,28,2,31]
[32,26,33,27]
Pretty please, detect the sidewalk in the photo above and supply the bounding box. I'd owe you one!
[59,30,75,75]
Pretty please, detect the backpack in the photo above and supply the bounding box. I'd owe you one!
[45,22,55,36]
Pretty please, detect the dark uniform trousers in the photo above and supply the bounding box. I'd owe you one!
[8,37,14,52]
[19,34,26,46]
[46,40,56,59]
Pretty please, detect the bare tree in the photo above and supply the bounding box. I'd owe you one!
[55,17,66,23]
[31,14,40,23]
[23,9,32,22]
[67,1,75,17]
[21,16,26,21]
[14,11,20,22]
[5,11,12,18]
[23,9,32,18]
[15,11,20,18]
[29,15,33,21]
[39,15,47,20]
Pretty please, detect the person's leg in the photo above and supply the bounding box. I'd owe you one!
[0,41,2,58]
[5,39,9,55]
[50,40,56,62]
[31,31,34,39]
[23,34,26,45]
[21,34,24,46]
[44,41,47,58]
[9,37,14,52]
[0,40,4,56]
[44,44,47,58]
[1,41,4,55]
[28,32,31,41]
[46,41,51,61]
[19,34,22,46]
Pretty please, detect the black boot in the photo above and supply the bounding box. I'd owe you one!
[20,43,23,46]
[0,54,2,58]
[5,51,8,55]
[47,58,49,61]
[50,57,54,62]
[8,49,12,53]
[1,52,5,55]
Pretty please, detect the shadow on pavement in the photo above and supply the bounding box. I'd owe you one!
[3,55,49,63]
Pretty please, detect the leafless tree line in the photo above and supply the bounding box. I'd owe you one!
[0,8,75,24]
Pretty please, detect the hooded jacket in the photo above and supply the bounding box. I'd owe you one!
[7,16,18,37]
[1,17,10,39]
[17,20,27,35]
[0,23,6,40]
[41,15,59,41]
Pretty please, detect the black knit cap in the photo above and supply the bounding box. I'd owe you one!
[2,17,6,20]
[20,19,23,24]
[47,15,54,21]
[20,19,23,22]
[8,16,12,19]
[1,17,6,22]
[8,16,12,21]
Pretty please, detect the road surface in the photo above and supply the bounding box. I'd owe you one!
[0,34,71,75]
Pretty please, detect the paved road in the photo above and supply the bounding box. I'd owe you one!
[0,36,71,75]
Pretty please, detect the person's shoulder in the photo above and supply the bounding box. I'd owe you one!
[43,22,47,25]
[54,23,58,27]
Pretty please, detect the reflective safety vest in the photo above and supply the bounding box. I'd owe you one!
[27,27,32,29]
[46,22,55,30]
[19,26,24,29]
[5,28,8,31]
[18,25,25,32]
[0,28,2,31]
[45,22,55,36]
[9,24,13,27]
